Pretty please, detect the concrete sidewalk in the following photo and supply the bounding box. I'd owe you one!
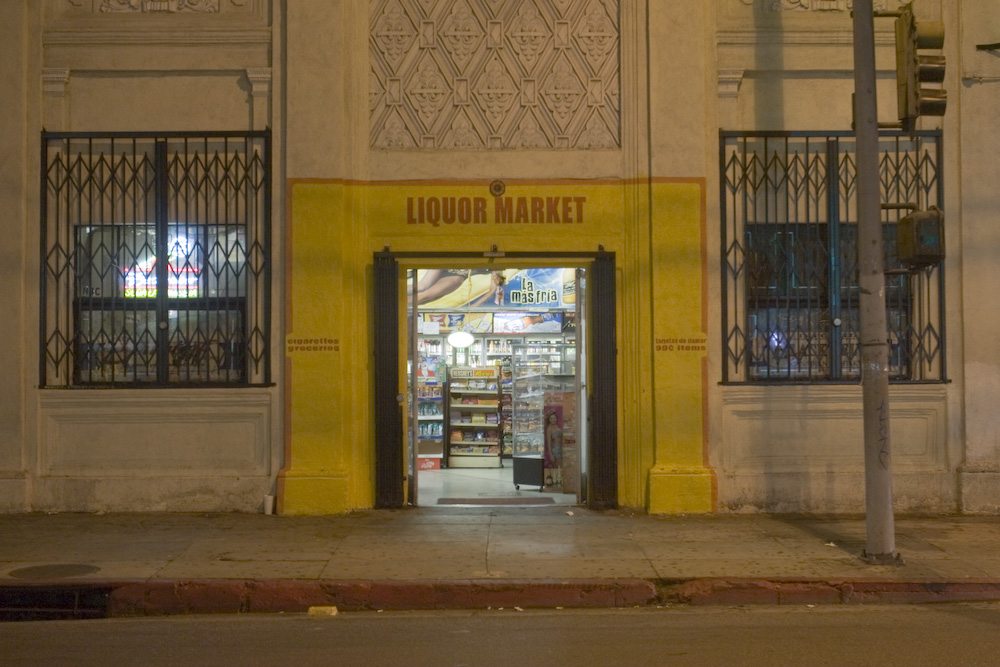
[2,508,1000,617]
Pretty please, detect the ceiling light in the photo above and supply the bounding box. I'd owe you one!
[447,330,474,348]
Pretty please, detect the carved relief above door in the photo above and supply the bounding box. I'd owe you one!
[370,0,621,150]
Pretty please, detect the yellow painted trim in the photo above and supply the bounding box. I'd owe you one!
[648,466,716,514]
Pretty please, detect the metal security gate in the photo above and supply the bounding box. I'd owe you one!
[40,131,272,387]
[372,250,618,510]
[720,130,945,384]
[374,252,404,508]
[588,251,618,509]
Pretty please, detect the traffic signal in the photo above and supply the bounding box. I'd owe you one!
[897,206,944,269]
[895,3,946,133]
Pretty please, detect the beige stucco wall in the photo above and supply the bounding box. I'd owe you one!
[9,0,283,512]
[0,2,31,511]
[0,0,996,513]
[705,0,963,513]
[956,0,1000,512]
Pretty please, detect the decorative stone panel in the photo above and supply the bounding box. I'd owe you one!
[370,0,621,150]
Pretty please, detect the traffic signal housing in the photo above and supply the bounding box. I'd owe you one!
[897,206,944,269]
[895,4,946,133]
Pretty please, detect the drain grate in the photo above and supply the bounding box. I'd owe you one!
[8,564,101,579]
[0,585,111,621]
[2,566,108,621]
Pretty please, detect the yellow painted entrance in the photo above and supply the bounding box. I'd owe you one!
[280,179,714,514]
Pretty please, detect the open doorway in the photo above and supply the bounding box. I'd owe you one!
[406,267,587,507]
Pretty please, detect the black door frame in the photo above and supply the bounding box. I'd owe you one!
[373,249,617,510]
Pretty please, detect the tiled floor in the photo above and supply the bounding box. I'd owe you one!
[416,464,578,507]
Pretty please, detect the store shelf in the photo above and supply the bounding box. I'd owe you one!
[448,455,502,468]
[445,366,502,469]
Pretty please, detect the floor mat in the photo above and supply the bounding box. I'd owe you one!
[437,497,556,505]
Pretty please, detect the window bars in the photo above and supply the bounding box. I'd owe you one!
[41,131,272,387]
[721,131,945,383]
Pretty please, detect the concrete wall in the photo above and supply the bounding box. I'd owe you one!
[1,0,282,512]
[956,0,1000,512]
[0,2,30,511]
[707,0,962,513]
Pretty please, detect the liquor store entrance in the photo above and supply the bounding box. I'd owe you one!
[373,251,617,510]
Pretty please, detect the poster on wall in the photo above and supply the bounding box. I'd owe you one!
[450,312,493,333]
[544,392,578,494]
[412,268,576,309]
[493,311,562,334]
[421,312,493,333]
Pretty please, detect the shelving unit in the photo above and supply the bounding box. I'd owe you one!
[499,356,513,457]
[445,367,502,468]
[415,360,446,469]
[510,342,580,490]
[510,347,546,489]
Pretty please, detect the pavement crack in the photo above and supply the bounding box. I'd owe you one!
[485,513,495,575]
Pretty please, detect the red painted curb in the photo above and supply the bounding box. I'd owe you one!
[102,579,658,615]
[5,578,1000,616]
[657,578,1000,605]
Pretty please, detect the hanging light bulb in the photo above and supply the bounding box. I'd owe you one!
[447,330,474,348]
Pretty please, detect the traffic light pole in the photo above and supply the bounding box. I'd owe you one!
[852,0,899,564]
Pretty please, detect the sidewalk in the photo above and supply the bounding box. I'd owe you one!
[2,508,1000,618]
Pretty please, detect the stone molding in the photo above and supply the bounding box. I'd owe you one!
[739,0,886,10]
[41,68,71,96]
[45,0,269,47]
[42,68,71,130]
[718,68,744,97]
[247,67,271,130]
[246,66,272,93]
[717,28,895,47]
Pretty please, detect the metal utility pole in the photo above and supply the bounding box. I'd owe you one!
[852,0,899,564]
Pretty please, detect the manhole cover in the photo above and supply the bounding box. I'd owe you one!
[8,564,101,579]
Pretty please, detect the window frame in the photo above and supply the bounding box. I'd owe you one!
[40,130,272,388]
[720,130,946,385]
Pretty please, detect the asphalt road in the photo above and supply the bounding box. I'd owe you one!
[3,604,1000,666]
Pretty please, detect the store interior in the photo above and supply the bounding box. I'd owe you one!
[407,267,586,507]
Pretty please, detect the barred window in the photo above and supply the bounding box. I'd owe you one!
[721,131,945,383]
[41,132,271,387]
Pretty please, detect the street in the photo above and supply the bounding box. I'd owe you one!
[2,604,1000,666]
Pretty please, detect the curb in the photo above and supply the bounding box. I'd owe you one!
[4,578,1000,619]
[655,578,1000,606]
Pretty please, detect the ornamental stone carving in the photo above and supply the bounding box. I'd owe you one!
[99,0,219,12]
[508,3,551,71]
[441,1,485,72]
[541,56,584,129]
[474,53,518,128]
[374,1,418,69]
[407,56,452,129]
[370,0,621,150]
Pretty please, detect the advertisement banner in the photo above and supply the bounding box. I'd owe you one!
[412,267,577,310]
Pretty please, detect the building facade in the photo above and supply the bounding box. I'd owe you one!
[1,0,998,515]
